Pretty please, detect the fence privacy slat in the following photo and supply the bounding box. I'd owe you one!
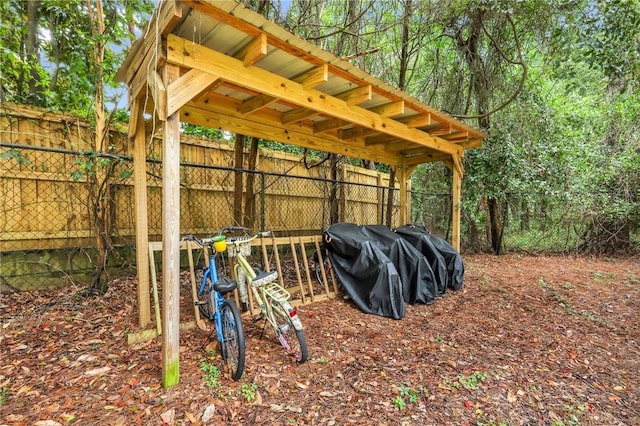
[1,104,399,255]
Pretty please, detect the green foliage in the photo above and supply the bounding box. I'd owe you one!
[239,382,258,402]
[0,386,8,404]
[182,124,226,141]
[199,358,222,393]
[456,372,487,390]
[0,0,154,114]
[392,384,426,410]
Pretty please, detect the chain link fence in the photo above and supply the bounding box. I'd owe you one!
[1,143,403,291]
[5,143,631,292]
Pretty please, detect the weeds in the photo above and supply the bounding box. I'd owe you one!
[457,372,487,390]
[199,358,222,394]
[392,384,427,410]
[0,387,8,404]
[239,382,258,402]
[539,279,574,314]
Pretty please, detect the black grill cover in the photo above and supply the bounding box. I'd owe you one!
[323,223,406,319]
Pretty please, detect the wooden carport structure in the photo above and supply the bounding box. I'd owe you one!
[117,0,486,387]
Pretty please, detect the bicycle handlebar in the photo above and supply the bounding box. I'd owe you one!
[181,228,273,247]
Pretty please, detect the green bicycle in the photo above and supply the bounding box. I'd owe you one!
[222,226,308,364]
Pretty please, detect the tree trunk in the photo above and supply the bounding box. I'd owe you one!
[243,137,259,229]
[233,134,245,225]
[25,0,45,106]
[329,154,340,224]
[487,198,503,255]
[385,168,396,227]
[87,0,110,293]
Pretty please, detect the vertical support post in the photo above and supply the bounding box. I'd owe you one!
[376,173,383,223]
[450,154,463,252]
[397,164,408,226]
[161,63,181,389]
[132,99,151,328]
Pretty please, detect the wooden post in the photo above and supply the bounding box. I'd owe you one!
[161,63,181,389]
[376,173,383,223]
[131,99,151,328]
[397,164,407,226]
[449,154,463,252]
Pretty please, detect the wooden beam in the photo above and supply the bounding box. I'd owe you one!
[239,65,328,115]
[167,69,219,117]
[147,70,167,120]
[116,0,180,83]
[335,85,371,106]
[398,113,431,128]
[296,64,329,89]
[314,118,349,134]
[166,34,463,156]
[132,99,151,328]
[281,107,317,124]
[449,154,463,251]
[338,126,377,141]
[161,63,181,389]
[236,33,267,67]
[239,94,279,114]
[404,152,450,166]
[441,131,469,141]
[368,101,404,118]
[459,138,483,149]
[181,99,400,166]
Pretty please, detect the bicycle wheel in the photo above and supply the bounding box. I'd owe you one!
[220,299,246,380]
[313,252,331,286]
[273,302,308,364]
[197,278,215,320]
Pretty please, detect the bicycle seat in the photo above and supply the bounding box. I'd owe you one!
[214,276,237,293]
[252,269,278,287]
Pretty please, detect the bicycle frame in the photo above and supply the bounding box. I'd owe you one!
[199,253,227,349]
[234,253,303,332]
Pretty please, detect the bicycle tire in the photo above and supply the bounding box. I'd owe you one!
[273,302,308,364]
[220,299,246,380]
[198,278,215,320]
[312,250,331,286]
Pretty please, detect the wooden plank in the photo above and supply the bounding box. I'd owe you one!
[118,0,180,83]
[313,118,349,134]
[132,99,151,329]
[368,101,404,118]
[147,70,167,120]
[166,34,463,156]
[237,33,267,67]
[288,237,307,304]
[335,85,371,106]
[297,236,315,302]
[450,156,462,251]
[180,101,400,167]
[186,242,207,331]
[280,107,317,124]
[161,63,181,389]
[167,69,219,117]
[238,65,328,115]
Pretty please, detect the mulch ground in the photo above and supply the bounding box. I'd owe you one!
[1,254,639,426]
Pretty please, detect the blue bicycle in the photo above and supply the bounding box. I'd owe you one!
[182,233,245,381]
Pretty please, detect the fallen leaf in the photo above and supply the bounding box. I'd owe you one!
[160,408,175,424]
[85,366,111,376]
[296,379,310,389]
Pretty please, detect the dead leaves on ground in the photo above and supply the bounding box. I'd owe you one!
[1,255,639,425]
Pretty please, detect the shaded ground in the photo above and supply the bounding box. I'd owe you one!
[1,254,639,425]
